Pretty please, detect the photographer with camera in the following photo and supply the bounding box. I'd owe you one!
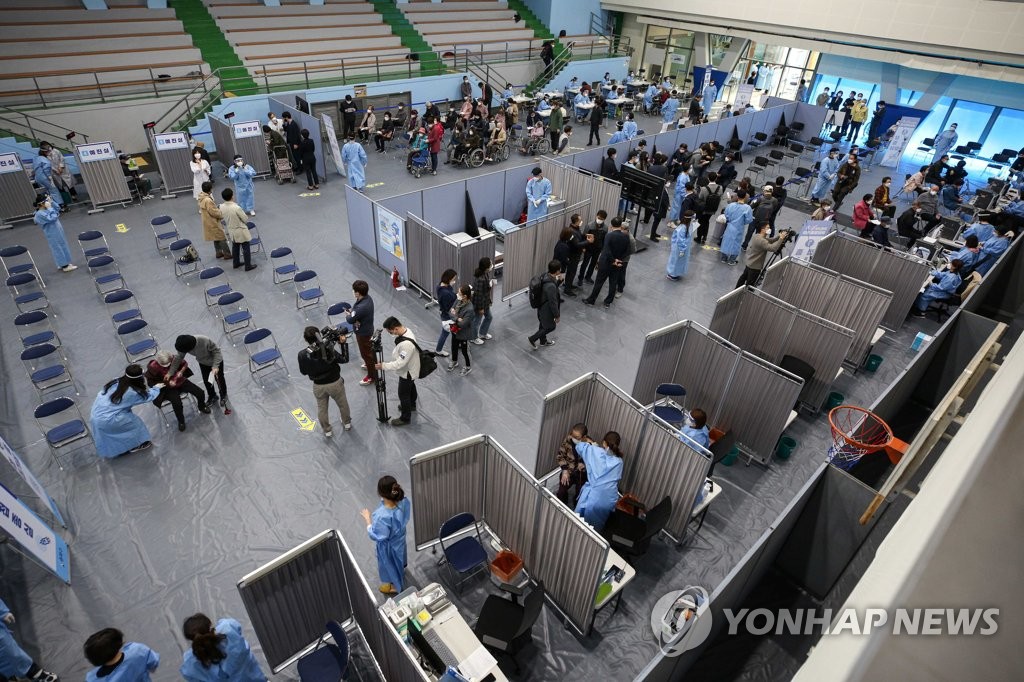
[736,221,790,288]
[297,325,352,437]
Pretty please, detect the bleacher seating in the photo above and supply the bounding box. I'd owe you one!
[203,0,411,85]
[0,2,209,105]
[401,0,540,60]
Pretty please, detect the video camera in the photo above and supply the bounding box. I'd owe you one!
[780,228,798,244]
[370,328,384,353]
[310,325,349,363]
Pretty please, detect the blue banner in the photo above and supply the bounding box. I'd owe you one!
[691,66,729,100]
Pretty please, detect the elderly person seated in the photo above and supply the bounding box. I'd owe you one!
[144,350,210,431]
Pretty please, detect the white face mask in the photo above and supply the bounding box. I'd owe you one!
[596,219,604,225]
[930,190,938,196]
[571,436,581,444]
[194,154,201,160]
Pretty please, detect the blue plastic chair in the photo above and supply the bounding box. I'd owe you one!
[34,397,91,469]
[21,343,73,394]
[652,383,686,427]
[243,328,286,386]
[199,266,232,307]
[117,318,158,363]
[271,247,298,285]
[6,272,48,313]
[218,291,253,340]
[77,230,110,259]
[14,310,60,349]
[88,254,126,296]
[150,215,179,253]
[170,239,202,279]
[104,288,142,328]
[245,222,268,260]
[294,270,324,313]
[1,245,45,286]
[296,621,348,682]
[438,512,489,593]
[327,302,354,334]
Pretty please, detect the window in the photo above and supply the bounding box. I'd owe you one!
[981,108,1024,158]
[944,100,995,150]
[904,96,952,155]
[897,89,920,106]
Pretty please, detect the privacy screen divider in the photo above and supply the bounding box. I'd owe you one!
[405,212,496,303]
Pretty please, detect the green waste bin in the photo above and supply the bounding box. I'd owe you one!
[865,354,883,372]
[776,436,797,460]
[721,446,739,466]
[826,392,845,411]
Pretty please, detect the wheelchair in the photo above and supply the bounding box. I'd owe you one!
[449,144,485,168]
[407,148,429,178]
[519,135,550,156]
[485,141,512,164]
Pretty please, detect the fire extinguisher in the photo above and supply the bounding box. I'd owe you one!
[391,266,400,288]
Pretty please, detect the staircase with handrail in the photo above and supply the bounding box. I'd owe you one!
[0,105,90,152]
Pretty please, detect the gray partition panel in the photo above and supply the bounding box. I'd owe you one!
[340,533,389,679]
[147,130,193,195]
[720,352,802,463]
[483,441,540,569]
[409,437,486,549]
[728,115,754,149]
[784,311,855,409]
[572,146,605,176]
[651,130,679,159]
[237,530,355,673]
[531,488,608,635]
[345,185,377,262]
[502,163,534,219]
[74,144,131,209]
[379,190,422,220]
[501,219,537,304]
[631,322,687,405]
[586,377,649,480]
[405,214,433,295]
[534,374,595,478]
[676,125,700,152]
[467,171,507,228]
[422,182,466,233]
[234,133,271,178]
[208,116,235,163]
[457,232,495,289]
[0,166,36,222]
[794,102,828,140]
[708,286,742,345]
[671,326,737,431]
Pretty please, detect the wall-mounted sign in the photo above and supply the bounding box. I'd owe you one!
[232,121,262,139]
[77,141,116,162]
[154,132,189,150]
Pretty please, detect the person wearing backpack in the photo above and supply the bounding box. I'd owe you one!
[376,316,423,426]
[695,172,724,245]
[528,260,563,349]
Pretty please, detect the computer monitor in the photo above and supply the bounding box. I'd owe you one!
[973,189,995,211]
[408,618,446,675]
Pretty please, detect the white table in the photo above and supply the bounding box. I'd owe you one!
[605,97,631,106]
[593,547,635,614]
[537,91,562,100]
[626,80,651,88]
[512,94,536,104]
[575,102,596,110]
[537,109,551,117]
[566,87,581,96]
[689,479,722,538]
[412,599,509,681]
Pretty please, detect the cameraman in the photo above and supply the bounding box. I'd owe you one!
[297,326,352,437]
[736,221,790,288]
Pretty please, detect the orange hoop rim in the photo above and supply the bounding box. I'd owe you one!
[828,405,893,453]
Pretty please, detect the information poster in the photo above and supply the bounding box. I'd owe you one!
[0,482,70,583]
[0,152,23,174]
[377,206,405,261]
[734,84,755,110]
[77,141,116,162]
[232,120,262,139]
[790,220,836,261]
[881,117,921,168]
[0,434,65,527]
[153,132,189,150]
[321,113,345,177]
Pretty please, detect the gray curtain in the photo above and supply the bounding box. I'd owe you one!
[501,218,538,302]
[784,312,855,409]
[74,143,131,209]
[672,326,738,430]
[405,214,433,296]
[484,441,540,569]
[534,374,594,478]
[718,353,803,464]
[630,322,687,406]
[208,116,235,164]
[409,438,486,549]
[586,376,649,474]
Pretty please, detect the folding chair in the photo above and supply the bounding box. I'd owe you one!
[151,215,179,254]
[1,245,45,286]
[294,270,324,313]
[768,149,786,173]
[782,142,804,169]
[438,512,489,593]
[169,239,202,280]
[117,318,158,363]
[789,121,805,141]
[217,291,253,340]
[6,273,48,313]
[243,328,287,386]
[104,288,143,328]
[327,302,353,333]
[271,247,299,285]
[747,131,768,150]
[245,222,268,261]
[87,255,126,296]
[789,167,815,198]
[199,266,232,307]
[745,156,772,186]
[801,136,823,163]
[21,343,73,395]
[34,397,92,469]
[77,230,110,259]
[652,383,686,427]
[155,392,200,429]
[14,310,60,349]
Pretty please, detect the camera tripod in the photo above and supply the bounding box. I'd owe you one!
[753,228,796,286]
[372,330,389,423]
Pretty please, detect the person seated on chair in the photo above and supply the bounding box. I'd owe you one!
[536,94,551,112]
[925,156,950,186]
[916,185,943,231]
[871,215,894,248]
[406,128,428,170]
[940,180,964,214]
[902,165,928,197]
[853,193,878,239]
[897,202,928,248]
[120,153,152,199]
[912,259,963,316]
[573,431,624,532]
[944,158,968,184]
[679,408,710,450]
[144,351,210,432]
[608,120,628,145]
[555,423,589,506]
[811,198,834,221]
[485,124,506,161]
[948,234,981,274]
[962,212,996,244]
[973,224,1013,276]
[373,112,394,153]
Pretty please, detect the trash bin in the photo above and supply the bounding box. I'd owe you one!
[721,446,739,466]
[776,436,797,460]
[864,354,883,372]
[826,392,845,411]
[490,550,523,583]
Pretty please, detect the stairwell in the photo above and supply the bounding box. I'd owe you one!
[504,0,566,94]
[370,0,444,78]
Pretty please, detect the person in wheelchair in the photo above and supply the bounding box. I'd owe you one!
[485,124,507,162]
[406,127,428,171]
[447,124,481,165]
[520,120,545,153]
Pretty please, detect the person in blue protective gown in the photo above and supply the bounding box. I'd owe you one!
[703,80,718,104]
[661,92,680,128]
[720,189,753,264]
[666,210,695,280]
[32,148,62,211]
[361,475,412,595]
[85,628,159,682]
[962,213,996,244]
[643,84,657,112]
[949,235,981,275]
[32,194,76,272]
[341,131,368,192]
[573,431,625,531]
[973,225,1013,276]
[810,148,841,203]
[622,113,638,140]
[931,123,958,165]
[679,408,711,450]
[227,155,257,216]
[912,259,963,316]
[526,166,552,222]
[0,598,59,682]
[89,364,162,458]
[180,613,267,682]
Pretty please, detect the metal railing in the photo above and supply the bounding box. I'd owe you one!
[590,12,632,57]
[0,104,89,150]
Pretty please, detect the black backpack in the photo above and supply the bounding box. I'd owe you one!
[703,185,724,214]
[528,275,545,309]
[397,336,437,378]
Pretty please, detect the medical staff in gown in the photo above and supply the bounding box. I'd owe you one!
[342,133,368,191]
[32,194,76,272]
[227,155,257,216]
[811,149,841,202]
[974,226,1013,276]
[526,167,552,222]
[32,150,61,210]
[931,124,958,165]
[0,598,58,682]
[573,432,625,531]
[181,613,267,682]
[666,211,695,279]
[90,364,161,458]
[720,191,754,263]
[913,260,963,314]
[361,475,412,595]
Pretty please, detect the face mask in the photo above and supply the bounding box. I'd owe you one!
[930,190,938,196]
[571,437,581,444]
[194,154,201,160]
[596,219,604,225]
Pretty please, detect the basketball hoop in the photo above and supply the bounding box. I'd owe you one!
[827,405,908,470]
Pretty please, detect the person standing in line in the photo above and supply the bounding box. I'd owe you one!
[144,351,210,432]
[460,76,473,100]
[578,210,607,285]
[345,280,378,386]
[815,87,831,107]
[528,260,562,349]
[220,188,255,271]
[90,364,162,459]
[600,147,619,180]
[31,194,76,272]
[0,597,59,682]
[695,172,724,245]
[446,284,476,375]
[298,129,319,190]
[180,613,266,682]
[562,213,585,297]
[170,335,230,414]
[341,132,368,192]
[471,257,495,345]
[360,476,412,594]
[703,79,719,105]
[227,155,256,217]
[831,152,861,208]
[736,222,790,287]
[426,116,443,176]
[526,166,552,222]
[190,149,211,200]
[84,628,159,682]
[743,186,777,249]
[297,326,352,438]
[547,99,565,153]
[666,210,695,281]
[583,217,630,308]
[375,317,420,426]
[341,95,358,139]
[433,268,457,357]
[197,181,230,261]
[847,94,869,142]
[720,189,753,265]
[867,100,887,141]
[281,112,303,172]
